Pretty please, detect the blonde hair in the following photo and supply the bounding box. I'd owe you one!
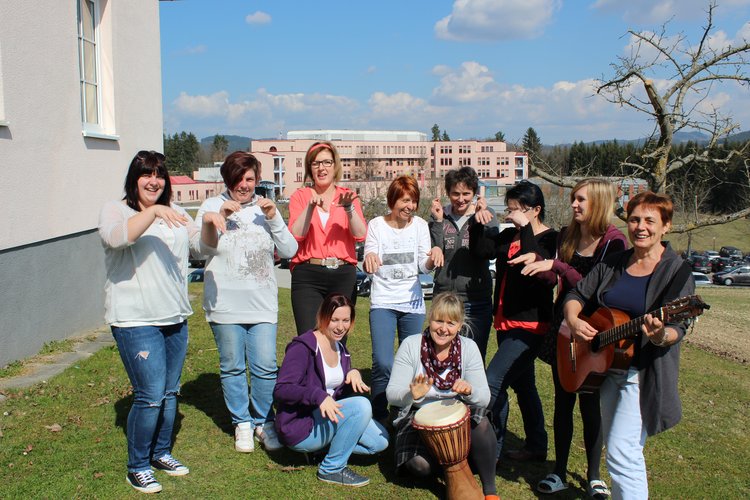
[429,292,465,326]
[560,178,617,263]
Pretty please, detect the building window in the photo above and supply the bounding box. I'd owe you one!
[78,0,99,126]
[296,172,303,182]
[0,42,6,126]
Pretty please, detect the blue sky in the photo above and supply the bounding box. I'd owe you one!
[159,0,750,144]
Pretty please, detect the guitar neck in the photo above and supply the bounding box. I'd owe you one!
[594,307,664,349]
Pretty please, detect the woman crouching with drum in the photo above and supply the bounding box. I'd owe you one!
[386,292,498,500]
[273,294,389,487]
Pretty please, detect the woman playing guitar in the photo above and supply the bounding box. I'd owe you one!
[563,191,695,499]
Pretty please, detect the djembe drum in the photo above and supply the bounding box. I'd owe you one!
[411,399,483,500]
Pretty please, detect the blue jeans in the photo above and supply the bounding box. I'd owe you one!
[112,322,188,472]
[486,328,547,457]
[464,299,493,362]
[289,396,389,475]
[600,367,648,499]
[210,322,278,428]
[369,308,425,419]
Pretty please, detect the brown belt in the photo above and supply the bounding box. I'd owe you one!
[306,258,348,269]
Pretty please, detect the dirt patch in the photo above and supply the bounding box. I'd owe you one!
[685,287,750,365]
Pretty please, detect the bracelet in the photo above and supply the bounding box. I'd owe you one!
[651,331,670,347]
[342,204,354,213]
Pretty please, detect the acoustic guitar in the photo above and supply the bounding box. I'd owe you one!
[557,295,710,393]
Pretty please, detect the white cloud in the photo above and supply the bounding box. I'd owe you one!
[435,0,561,42]
[432,61,498,103]
[175,44,207,56]
[368,92,429,117]
[245,11,271,25]
[592,0,750,24]
[173,91,230,118]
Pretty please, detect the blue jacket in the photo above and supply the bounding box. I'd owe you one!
[273,330,353,446]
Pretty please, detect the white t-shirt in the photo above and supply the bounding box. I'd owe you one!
[196,194,298,324]
[98,200,199,327]
[318,342,344,396]
[364,215,431,313]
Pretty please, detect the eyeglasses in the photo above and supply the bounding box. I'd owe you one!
[311,159,334,168]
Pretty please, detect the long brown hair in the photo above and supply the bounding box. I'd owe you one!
[560,178,617,263]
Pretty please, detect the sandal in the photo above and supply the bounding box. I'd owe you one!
[537,473,568,494]
[588,479,611,499]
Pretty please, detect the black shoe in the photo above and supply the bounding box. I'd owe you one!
[126,470,162,494]
[504,448,547,462]
[150,453,190,476]
[317,467,370,487]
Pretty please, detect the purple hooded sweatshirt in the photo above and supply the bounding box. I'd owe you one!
[273,330,353,446]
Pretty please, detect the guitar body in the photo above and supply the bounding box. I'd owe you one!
[557,307,635,393]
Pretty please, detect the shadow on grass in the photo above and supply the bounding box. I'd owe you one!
[180,372,232,435]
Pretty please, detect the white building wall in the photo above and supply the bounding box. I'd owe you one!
[0,1,164,366]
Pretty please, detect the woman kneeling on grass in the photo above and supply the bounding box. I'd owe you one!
[386,292,499,500]
[98,151,199,494]
[273,294,389,487]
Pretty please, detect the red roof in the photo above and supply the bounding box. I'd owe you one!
[170,175,196,185]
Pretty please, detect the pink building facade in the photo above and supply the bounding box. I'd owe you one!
[249,131,527,199]
[170,175,224,205]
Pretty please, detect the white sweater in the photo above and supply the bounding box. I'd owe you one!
[98,200,199,327]
[364,215,431,310]
[196,194,298,324]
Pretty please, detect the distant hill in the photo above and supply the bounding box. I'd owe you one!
[726,130,750,144]
[568,129,749,148]
[200,135,252,153]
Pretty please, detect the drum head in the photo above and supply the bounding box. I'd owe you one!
[413,399,468,427]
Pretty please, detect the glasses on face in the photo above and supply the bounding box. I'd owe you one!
[311,159,334,168]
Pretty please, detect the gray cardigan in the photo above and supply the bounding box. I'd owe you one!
[386,334,490,426]
[564,242,695,436]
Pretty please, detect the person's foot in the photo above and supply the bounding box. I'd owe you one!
[126,470,162,494]
[588,479,611,499]
[235,422,254,452]
[255,422,283,451]
[150,453,189,476]
[316,467,370,487]
[504,448,547,462]
[537,473,568,494]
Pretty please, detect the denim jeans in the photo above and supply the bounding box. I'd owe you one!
[288,396,389,475]
[369,308,425,420]
[210,322,278,428]
[112,322,188,472]
[486,328,547,457]
[463,299,493,362]
[600,367,649,500]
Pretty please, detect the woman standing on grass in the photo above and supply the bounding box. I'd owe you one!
[98,150,199,494]
[274,294,389,487]
[512,179,627,497]
[563,191,694,499]
[196,151,297,454]
[364,175,438,423]
[469,180,557,462]
[288,141,367,334]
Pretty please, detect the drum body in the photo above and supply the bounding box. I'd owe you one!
[412,400,483,500]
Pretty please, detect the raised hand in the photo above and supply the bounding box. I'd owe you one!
[338,190,359,208]
[151,205,188,228]
[257,197,277,220]
[319,396,344,423]
[474,208,494,225]
[219,199,242,219]
[345,369,370,393]
[202,212,227,233]
[451,378,472,395]
[428,246,444,268]
[430,198,444,221]
[410,373,434,401]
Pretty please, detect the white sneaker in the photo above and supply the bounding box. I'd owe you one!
[255,422,283,451]
[235,422,254,453]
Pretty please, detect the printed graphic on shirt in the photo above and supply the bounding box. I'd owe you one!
[222,214,274,287]
[380,236,417,281]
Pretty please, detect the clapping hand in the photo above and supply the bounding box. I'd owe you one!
[410,373,434,401]
[451,378,472,395]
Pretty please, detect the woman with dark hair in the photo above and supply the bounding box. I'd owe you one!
[196,151,298,454]
[364,175,437,422]
[470,180,557,461]
[274,294,389,487]
[429,166,498,360]
[513,179,626,497]
[563,191,694,498]
[98,150,199,494]
[387,291,499,500]
[288,141,367,334]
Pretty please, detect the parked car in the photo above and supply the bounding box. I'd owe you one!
[189,250,206,269]
[188,268,205,283]
[703,250,720,261]
[419,272,434,300]
[719,246,743,259]
[713,265,750,286]
[692,271,711,286]
[711,257,734,273]
[687,255,712,274]
[355,266,371,297]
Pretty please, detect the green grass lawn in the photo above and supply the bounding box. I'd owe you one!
[1,284,748,498]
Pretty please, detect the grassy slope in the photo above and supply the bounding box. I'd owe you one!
[0,285,748,498]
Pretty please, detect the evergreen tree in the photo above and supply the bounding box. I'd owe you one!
[431,124,441,141]
[522,127,542,158]
[211,134,229,162]
[494,130,505,142]
[441,130,450,141]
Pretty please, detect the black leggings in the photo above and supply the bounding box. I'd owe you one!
[290,263,357,334]
[551,364,603,481]
[404,416,497,496]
